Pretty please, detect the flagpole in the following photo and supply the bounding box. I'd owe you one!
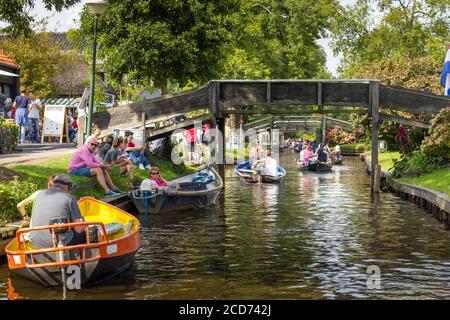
[441,44,450,96]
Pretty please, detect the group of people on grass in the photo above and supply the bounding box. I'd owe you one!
[68,125,152,197]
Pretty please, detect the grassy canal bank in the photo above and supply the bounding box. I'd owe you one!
[363,149,450,197]
[0,153,196,224]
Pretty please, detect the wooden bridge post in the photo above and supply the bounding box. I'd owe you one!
[370,81,380,193]
[317,82,323,114]
[217,117,226,178]
[77,114,86,147]
[209,81,225,179]
[269,116,274,146]
[321,116,327,144]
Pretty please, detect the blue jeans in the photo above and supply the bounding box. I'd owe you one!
[69,127,77,142]
[15,108,28,143]
[69,167,92,177]
[28,118,39,143]
[128,151,149,167]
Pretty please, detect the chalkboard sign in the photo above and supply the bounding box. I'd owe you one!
[41,105,69,143]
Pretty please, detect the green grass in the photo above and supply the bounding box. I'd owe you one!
[378,151,401,172]
[365,150,401,172]
[5,154,196,200]
[400,168,450,197]
[364,150,449,196]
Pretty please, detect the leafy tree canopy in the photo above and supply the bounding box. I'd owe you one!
[330,0,450,92]
[222,0,338,80]
[72,0,239,94]
[0,30,80,98]
[0,0,80,36]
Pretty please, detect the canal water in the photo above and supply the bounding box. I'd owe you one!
[2,152,450,299]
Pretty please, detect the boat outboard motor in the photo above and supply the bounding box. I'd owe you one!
[49,217,70,239]
[88,225,99,243]
[49,216,69,298]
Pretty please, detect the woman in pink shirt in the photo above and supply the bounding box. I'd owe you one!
[303,145,314,163]
[149,167,179,190]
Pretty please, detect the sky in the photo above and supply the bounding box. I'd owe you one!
[31,0,357,77]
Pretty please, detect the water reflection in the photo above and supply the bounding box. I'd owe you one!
[2,153,450,299]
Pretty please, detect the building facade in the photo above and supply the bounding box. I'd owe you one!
[0,49,20,100]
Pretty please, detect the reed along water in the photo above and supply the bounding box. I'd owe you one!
[2,153,450,299]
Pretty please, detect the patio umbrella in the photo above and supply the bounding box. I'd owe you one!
[441,44,450,96]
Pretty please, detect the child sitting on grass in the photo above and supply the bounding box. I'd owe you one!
[125,131,151,170]
[103,136,134,177]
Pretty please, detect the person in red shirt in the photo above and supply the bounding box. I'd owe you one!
[124,131,151,170]
[69,116,78,143]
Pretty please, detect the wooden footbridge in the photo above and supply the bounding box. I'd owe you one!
[243,115,354,142]
[92,79,450,191]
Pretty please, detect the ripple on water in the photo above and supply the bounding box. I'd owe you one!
[1,156,450,299]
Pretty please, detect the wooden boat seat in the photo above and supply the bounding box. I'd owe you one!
[104,222,124,235]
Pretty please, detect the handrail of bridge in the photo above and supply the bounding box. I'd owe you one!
[244,115,354,132]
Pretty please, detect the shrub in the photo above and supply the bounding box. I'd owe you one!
[349,113,371,143]
[421,107,450,162]
[290,132,315,141]
[379,121,399,151]
[326,127,347,145]
[326,127,365,145]
[391,152,442,178]
[350,111,426,153]
[0,122,19,154]
[343,128,365,144]
[409,126,426,150]
[0,177,39,224]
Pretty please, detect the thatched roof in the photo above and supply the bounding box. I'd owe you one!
[51,55,89,97]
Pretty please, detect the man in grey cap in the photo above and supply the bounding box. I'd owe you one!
[29,175,86,249]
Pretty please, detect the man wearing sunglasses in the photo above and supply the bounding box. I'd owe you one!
[68,137,122,197]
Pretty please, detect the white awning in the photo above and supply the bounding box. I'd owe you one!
[0,69,19,77]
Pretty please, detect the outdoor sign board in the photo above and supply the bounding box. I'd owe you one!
[41,104,69,143]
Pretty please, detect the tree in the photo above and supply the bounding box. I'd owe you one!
[330,0,450,92]
[0,32,80,98]
[72,0,239,94]
[0,0,80,37]
[222,0,337,80]
[349,55,443,94]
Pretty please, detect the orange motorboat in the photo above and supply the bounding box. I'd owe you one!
[5,197,140,288]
